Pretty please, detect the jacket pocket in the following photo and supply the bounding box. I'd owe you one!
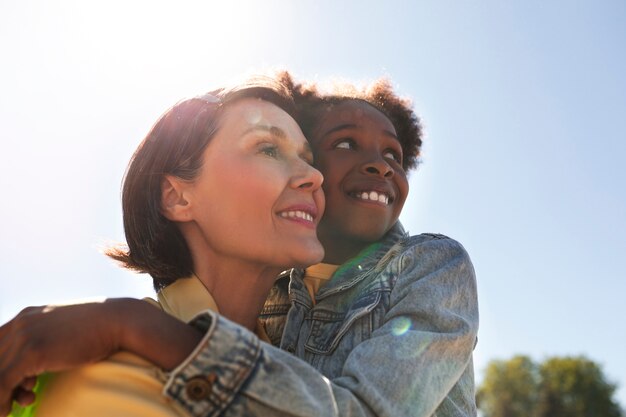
[304,291,382,355]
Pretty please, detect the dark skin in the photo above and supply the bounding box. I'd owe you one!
[0,300,201,415]
[307,100,408,263]
[0,100,409,416]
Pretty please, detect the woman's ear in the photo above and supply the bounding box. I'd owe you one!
[161,175,192,222]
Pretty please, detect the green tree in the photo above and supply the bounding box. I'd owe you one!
[476,355,539,417]
[477,355,623,417]
[535,356,622,417]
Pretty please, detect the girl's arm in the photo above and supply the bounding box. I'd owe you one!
[0,298,202,416]
[160,236,478,417]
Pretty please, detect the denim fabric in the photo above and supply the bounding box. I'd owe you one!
[165,223,479,416]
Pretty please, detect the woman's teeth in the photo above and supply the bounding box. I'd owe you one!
[280,210,314,221]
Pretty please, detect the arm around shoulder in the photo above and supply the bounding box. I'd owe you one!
[0,297,202,415]
[388,234,479,403]
[392,234,479,337]
[162,235,479,417]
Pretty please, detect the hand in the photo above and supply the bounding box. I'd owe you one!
[0,298,203,416]
[12,377,37,407]
[0,301,122,415]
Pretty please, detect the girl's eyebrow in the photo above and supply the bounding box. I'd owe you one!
[322,123,398,140]
[321,123,357,138]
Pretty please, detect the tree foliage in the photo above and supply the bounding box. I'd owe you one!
[477,355,623,417]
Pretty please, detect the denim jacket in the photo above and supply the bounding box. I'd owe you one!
[162,223,479,416]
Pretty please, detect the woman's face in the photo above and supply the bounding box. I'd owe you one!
[184,98,325,269]
[308,99,409,262]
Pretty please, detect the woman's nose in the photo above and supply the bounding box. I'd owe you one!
[291,161,323,190]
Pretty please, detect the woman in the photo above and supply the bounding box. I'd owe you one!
[2,72,478,417]
[6,78,325,416]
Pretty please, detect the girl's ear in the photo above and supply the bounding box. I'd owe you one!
[161,175,192,222]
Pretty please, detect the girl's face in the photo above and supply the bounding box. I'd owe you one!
[309,100,409,263]
[183,98,325,269]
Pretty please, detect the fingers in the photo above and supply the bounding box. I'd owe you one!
[0,386,36,417]
[0,306,45,416]
[13,387,36,406]
[0,362,24,416]
[0,336,19,415]
[20,377,37,391]
[0,319,40,416]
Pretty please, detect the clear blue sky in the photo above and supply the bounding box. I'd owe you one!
[2,0,625,408]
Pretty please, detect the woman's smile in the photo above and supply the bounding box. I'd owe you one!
[277,204,318,228]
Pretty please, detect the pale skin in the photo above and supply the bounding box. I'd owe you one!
[163,99,324,330]
[0,99,406,417]
[0,98,325,416]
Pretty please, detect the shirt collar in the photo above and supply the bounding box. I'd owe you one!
[156,274,219,323]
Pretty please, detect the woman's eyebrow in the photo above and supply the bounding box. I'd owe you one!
[243,125,310,153]
[242,125,287,139]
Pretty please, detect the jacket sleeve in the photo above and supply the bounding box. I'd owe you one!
[162,237,479,417]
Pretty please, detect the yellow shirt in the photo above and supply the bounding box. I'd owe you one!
[303,263,339,304]
[18,269,334,417]
[29,276,221,417]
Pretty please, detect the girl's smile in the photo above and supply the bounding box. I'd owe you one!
[309,99,409,264]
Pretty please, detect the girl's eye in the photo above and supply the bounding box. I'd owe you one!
[383,150,401,163]
[334,139,355,150]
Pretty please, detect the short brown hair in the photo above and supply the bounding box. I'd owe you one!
[277,72,423,171]
[106,77,295,290]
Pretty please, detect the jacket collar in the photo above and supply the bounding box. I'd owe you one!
[289,222,408,301]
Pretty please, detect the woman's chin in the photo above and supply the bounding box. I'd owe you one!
[292,244,325,268]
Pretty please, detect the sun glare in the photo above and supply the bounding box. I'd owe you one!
[50,0,280,93]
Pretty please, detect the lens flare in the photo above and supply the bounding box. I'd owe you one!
[391,316,411,336]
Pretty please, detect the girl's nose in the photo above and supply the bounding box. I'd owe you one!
[361,156,394,178]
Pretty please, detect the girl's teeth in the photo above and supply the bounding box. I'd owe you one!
[356,191,389,205]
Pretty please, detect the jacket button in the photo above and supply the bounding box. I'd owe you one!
[185,374,216,401]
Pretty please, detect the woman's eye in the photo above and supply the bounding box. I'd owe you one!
[260,145,279,158]
[334,139,354,150]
